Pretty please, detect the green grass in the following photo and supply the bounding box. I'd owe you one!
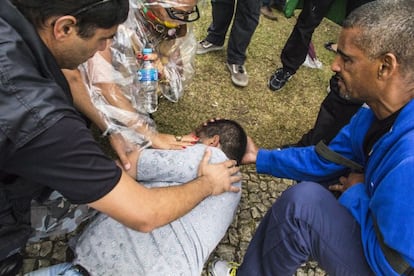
[153,4,341,149]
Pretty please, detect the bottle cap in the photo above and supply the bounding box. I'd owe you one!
[142,48,152,54]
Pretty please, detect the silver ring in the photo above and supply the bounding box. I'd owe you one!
[175,135,183,142]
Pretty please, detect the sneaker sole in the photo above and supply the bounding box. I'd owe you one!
[196,45,224,55]
[226,64,249,87]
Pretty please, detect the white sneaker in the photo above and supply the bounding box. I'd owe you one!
[208,259,239,276]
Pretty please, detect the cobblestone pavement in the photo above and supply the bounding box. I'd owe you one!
[20,165,326,276]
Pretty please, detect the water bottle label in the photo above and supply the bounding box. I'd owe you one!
[138,68,158,81]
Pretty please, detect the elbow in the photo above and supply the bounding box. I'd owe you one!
[135,223,156,233]
[126,211,161,233]
[123,219,156,233]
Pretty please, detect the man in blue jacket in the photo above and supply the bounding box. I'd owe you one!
[210,0,414,275]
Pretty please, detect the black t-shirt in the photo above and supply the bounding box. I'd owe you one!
[1,114,121,204]
[363,109,402,160]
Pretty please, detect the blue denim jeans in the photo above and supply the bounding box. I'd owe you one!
[237,182,374,275]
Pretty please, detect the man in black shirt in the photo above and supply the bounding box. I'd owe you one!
[0,1,241,274]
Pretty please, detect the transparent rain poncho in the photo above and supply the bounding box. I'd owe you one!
[78,0,198,150]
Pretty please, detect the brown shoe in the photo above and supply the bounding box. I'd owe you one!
[260,6,278,21]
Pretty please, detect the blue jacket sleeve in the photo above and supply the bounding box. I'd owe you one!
[256,107,370,182]
[256,144,351,183]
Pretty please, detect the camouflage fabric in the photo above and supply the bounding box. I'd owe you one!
[29,191,97,243]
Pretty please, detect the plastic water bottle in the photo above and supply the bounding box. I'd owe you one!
[137,48,158,114]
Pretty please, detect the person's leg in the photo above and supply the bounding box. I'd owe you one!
[272,0,285,11]
[260,0,278,21]
[29,191,97,243]
[205,0,236,46]
[226,0,260,65]
[280,0,335,73]
[295,75,363,147]
[237,182,374,276]
[269,0,335,91]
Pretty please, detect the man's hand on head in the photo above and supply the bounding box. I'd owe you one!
[197,148,241,195]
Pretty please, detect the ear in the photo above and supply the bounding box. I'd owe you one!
[378,53,398,79]
[52,16,77,40]
[209,135,220,147]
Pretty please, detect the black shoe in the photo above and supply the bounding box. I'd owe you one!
[268,68,294,91]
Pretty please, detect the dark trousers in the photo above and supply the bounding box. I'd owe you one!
[205,0,260,65]
[296,75,363,147]
[281,0,335,73]
[237,182,374,275]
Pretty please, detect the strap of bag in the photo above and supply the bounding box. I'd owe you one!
[315,141,364,172]
[315,140,413,275]
[373,220,414,275]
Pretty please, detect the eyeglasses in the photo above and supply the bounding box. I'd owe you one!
[143,7,180,28]
[165,5,200,23]
[70,0,112,17]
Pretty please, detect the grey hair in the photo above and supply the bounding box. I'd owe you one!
[343,0,414,78]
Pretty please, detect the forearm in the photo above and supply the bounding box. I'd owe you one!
[89,172,212,232]
[63,69,151,135]
[256,147,346,181]
[95,82,155,135]
[97,82,136,114]
[63,68,108,131]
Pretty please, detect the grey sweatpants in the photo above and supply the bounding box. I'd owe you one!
[74,145,241,275]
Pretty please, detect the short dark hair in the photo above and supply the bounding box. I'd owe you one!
[343,0,414,79]
[195,119,247,165]
[12,0,129,38]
